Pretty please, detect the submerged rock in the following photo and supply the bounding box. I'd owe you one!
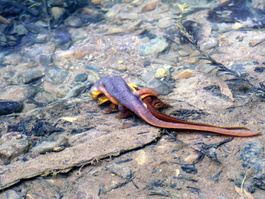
[0,101,23,115]
[139,37,169,56]
[0,132,29,164]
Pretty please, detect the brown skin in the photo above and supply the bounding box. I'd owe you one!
[141,95,250,130]
[90,75,260,137]
[134,86,250,130]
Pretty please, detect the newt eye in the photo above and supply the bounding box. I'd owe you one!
[97,96,109,105]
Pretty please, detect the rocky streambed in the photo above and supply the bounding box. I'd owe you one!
[0,0,265,198]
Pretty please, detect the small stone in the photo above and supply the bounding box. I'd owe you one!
[158,17,174,29]
[115,64,127,71]
[51,7,65,20]
[155,65,171,78]
[39,54,54,66]
[64,81,92,99]
[105,4,122,18]
[196,63,217,74]
[141,1,158,13]
[10,24,28,35]
[0,189,21,199]
[74,73,88,82]
[74,46,93,59]
[0,85,37,102]
[0,132,29,163]
[45,66,69,84]
[106,164,132,179]
[201,38,219,50]
[0,101,23,115]
[240,139,263,169]
[105,27,126,35]
[254,67,265,73]
[117,12,138,20]
[0,34,7,46]
[64,15,82,27]
[54,28,72,50]
[176,69,195,79]
[147,79,172,95]
[31,136,68,155]
[71,28,88,42]
[2,53,22,65]
[33,90,55,104]
[91,0,101,4]
[16,70,44,84]
[232,22,243,30]
[249,37,265,47]
[135,150,147,165]
[177,49,190,57]
[139,37,169,56]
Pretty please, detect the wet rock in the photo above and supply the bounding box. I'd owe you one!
[182,20,203,43]
[63,81,92,99]
[31,136,68,155]
[74,73,88,82]
[0,34,8,47]
[106,163,132,180]
[91,0,101,4]
[81,11,104,24]
[54,27,72,50]
[16,70,44,84]
[30,121,63,136]
[0,85,37,102]
[10,24,28,36]
[200,38,219,50]
[117,12,138,20]
[64,15,83,27]
[139,37,169,56]
[32,92,52,104]
[105,4,122,18]
[2,53,22,65]
[45,66,69,84]
[51,6,65,20]
[154,65,171,79]
[0,132,29,164]
[249,37,265,47]
[239,139,265,192]
[0,101,23,115]
[181,165,198,174]
[240,139,263,170]
[147,79,172,95]
[105,27,127,35]
[254,67,265,73]
[0,189,21,199]
[175,69,195,79]
[158,17,174,29]
[231,62,255,74]
[141,1,158,13]
[39,54,54,66]
[177,49,190,57]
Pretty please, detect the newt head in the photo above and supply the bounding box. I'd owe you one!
[89,84,102,100]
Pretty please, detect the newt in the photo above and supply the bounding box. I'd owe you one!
[90,75,260,137]
[134,86,250,130]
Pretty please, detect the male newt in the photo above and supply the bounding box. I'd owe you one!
[134,86,250,130]
[90,75,260,137]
